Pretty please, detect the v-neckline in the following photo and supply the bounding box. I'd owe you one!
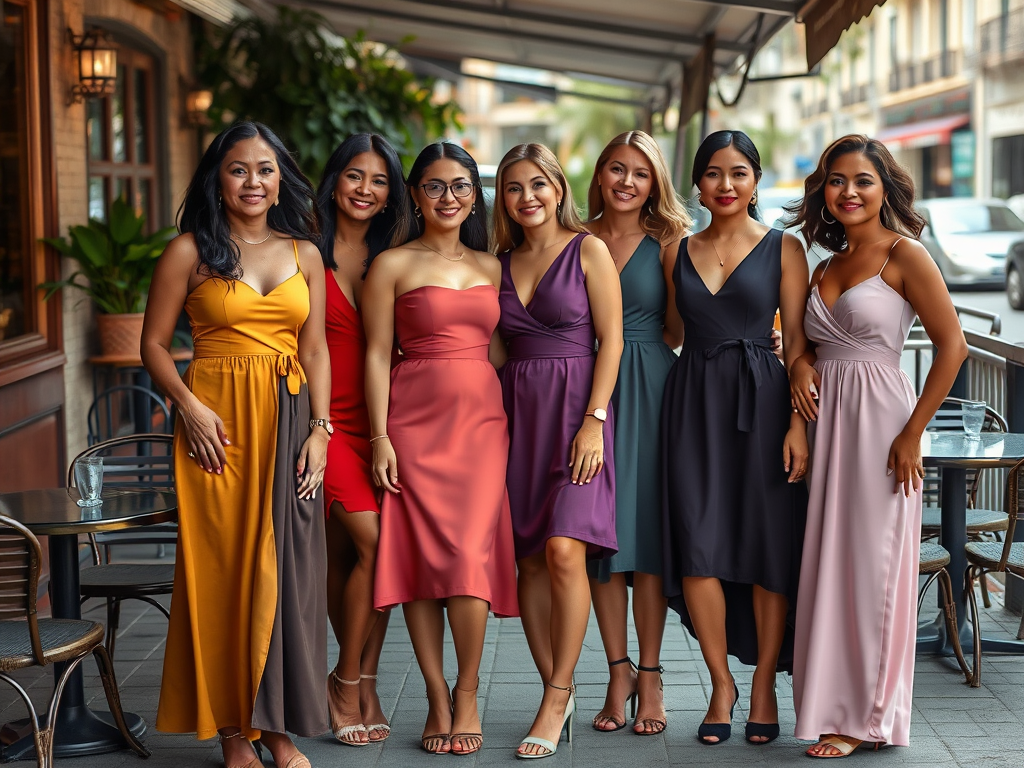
[813,274,901,318]
[329,267,358,314]
[687,230,771,297]
[616,235,651,278]
[508,233,580,310]
[234,270,302,298]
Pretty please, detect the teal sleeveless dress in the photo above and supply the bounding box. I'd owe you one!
[590,236,677,582]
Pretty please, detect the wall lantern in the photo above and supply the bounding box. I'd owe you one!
[68,27,117,104]
[185,88,214,126]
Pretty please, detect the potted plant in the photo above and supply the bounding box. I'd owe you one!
[41,196,176,357]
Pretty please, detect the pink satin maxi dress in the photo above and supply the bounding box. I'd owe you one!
[793,254,920,747]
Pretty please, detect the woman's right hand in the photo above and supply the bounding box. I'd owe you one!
[180,400,230,473]
[790,357,820,421]
[372,437,401,494]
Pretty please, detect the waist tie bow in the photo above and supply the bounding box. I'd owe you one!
[276,353,304,396]
[689,336,774,433]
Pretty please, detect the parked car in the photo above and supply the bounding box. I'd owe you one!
[916,198,1024,289]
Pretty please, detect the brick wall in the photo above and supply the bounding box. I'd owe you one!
[48,0,198,457]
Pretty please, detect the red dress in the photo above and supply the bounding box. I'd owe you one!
[373,286,518,616]
[323,267,380,514]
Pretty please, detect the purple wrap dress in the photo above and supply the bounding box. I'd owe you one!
[497,233,617,560]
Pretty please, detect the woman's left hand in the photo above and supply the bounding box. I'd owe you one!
[887,428,924,497]
[296,431,329,500]
[570,419,604,485]
[783,423,809,483]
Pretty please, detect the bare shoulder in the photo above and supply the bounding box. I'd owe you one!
[469,249,502,283]
[781,231,805,256]
[580,231,613,261]
[296,238,324,272]
[889,235,930,263]
[366,244,414,280]
[158,232,201,276]
[660,236,686,266]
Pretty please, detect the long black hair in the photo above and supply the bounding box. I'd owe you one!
[316,133,410,271]
[691,130,763,220]
[178,121,318,279]
[405,141,488,253]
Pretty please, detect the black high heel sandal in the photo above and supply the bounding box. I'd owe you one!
[745,683,779,743]
[697,680,738,745]
[592,657,637,732]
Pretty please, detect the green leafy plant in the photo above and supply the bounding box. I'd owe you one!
[40,197,176,314]
[198,6,461,176]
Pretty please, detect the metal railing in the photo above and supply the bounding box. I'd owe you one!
[978,8,1024,67]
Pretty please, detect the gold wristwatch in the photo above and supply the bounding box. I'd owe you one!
[309,418,334,436]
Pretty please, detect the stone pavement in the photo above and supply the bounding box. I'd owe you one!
[3,574,1024,767]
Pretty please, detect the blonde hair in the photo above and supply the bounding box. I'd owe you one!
[587,130,691,245]
[492,143,588,254]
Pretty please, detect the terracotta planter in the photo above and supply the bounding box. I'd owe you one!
[96,312,145,358]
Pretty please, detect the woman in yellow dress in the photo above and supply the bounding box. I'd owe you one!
[141,122,331,768]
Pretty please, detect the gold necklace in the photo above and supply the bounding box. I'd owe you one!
[708,234,738,267]
[421,241,465,262]
[231,230,274,245]
[336,237,365,254]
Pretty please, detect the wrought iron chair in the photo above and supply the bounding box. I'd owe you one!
[0,514,149,767]
[68,434,176,658]
[87,385,172,445]
[964,456,1024,688]
[917,541,972,685]
[922,397,1009,607]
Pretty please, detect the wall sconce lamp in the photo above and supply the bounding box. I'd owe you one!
[68,27,117,104]
[185,88,214,126]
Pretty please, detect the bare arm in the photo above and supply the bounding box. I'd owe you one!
[888,239,968,496]
[296,242,331,499]
[661,238,685,348]
[791,260,825,421]
[778,233,811,481]
[363,250,401,493]
[572,235,624,485]
[140,234,228,474]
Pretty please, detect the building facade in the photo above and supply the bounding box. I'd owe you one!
[0,0,220,491]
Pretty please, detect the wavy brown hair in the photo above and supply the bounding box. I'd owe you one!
[787,134,925,253]
[587,130,691,245]
[492,143,587,254]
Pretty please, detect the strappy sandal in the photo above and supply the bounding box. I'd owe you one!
[421,688,453,755]
[633,664,667,736]
[806,735,866,758]
[516,681,575,759]
[593,657,637,732]
[327,671,370,746]
[450,675,483,756]
[219,731,264,768]
[359,674,391,742]
[697,680,738,745]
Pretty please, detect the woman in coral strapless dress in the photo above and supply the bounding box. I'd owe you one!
[363,142,518,757]
[315,134,409,747]
[788,135,967,758]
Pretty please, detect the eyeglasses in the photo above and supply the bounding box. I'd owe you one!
[419,181,475,199]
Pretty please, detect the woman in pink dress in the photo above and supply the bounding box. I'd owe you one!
[789,135,967,757]
[315,134,408,746]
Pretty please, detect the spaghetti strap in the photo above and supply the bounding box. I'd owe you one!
[292,240,300,269]
[879,237,904,276]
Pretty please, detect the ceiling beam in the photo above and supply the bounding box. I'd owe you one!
[382,0,751,52]
[702,0,801,14]
[299,0,702,61]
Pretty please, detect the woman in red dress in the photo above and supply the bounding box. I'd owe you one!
[315,134,410,746]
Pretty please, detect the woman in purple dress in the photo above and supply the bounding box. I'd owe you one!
[494,143,623,759]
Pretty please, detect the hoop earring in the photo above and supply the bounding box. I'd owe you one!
[821,205,837,224]
[414,205,421,218]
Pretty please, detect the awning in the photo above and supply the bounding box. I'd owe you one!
[877,115,971,151]
[798,0,887,69]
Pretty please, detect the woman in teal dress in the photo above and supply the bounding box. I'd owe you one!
[586,131,691,736]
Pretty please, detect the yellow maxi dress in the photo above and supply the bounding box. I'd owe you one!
[157,242,328,740]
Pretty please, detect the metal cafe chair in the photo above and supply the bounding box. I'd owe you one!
[0,514,149,768]
[68,434,176,659]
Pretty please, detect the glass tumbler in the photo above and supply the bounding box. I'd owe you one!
[961,401,986,441]
[75,456,104,507]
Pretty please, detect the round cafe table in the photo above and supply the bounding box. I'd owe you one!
[920,431,1024,656]
[0,487,176,760]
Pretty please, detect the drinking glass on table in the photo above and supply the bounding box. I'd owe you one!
[961,401,986,441]
[75,456,104,507]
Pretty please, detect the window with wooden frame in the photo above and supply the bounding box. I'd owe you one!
[85,45,159,229]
